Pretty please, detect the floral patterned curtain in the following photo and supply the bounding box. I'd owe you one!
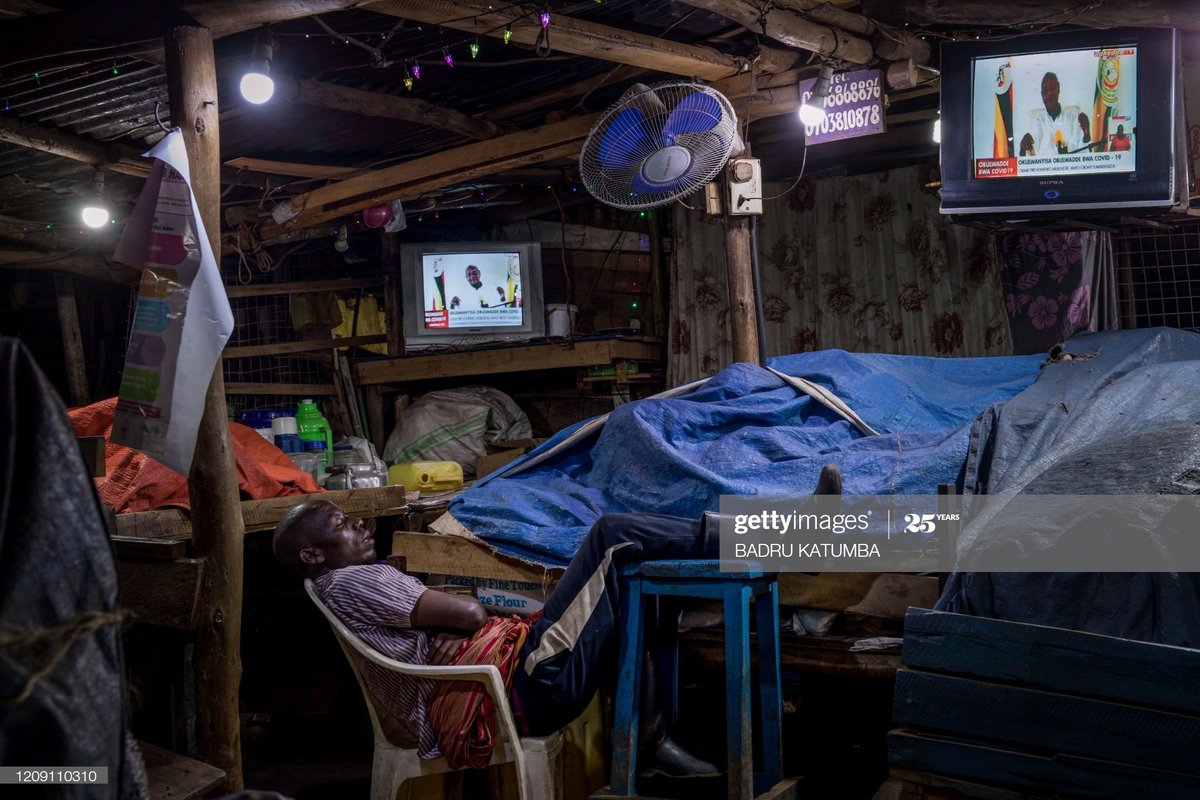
[668,165,1012,385]
[996,232,1118,355]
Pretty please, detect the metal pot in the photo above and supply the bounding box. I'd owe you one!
[325,463,388,490]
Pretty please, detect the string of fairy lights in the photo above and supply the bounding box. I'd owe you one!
[268,2,580,91]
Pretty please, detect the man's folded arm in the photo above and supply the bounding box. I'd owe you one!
[412,588,489,633]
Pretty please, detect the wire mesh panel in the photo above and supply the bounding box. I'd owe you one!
[223,256,340,418]
[1113,220,1200,331]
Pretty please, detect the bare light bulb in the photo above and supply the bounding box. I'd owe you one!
[81,205,110,228]
[798,64,834,129]
[240,71,274,104]
[798,102,826,127]
[241,29,275,104]
[932,117,942,144]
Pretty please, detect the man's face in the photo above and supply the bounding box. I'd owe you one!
[303,502,375,571]
[1041,74,1060,115]
[465,265,482,289]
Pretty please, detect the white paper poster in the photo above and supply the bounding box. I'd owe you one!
[111,129,233,475]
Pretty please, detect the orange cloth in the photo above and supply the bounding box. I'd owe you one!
[426,614,533,769]
[69,398,323,513]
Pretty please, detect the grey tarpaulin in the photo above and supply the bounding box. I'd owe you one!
[0,337,146,798]
[938,327,1200,647]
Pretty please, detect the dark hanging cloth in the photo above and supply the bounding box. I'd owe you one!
[996,231,1117,355]
[0,337,146,799]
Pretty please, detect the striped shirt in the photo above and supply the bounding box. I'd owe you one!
[315,563,440,758]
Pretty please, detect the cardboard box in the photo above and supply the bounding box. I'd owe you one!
[475,447,529,478]
[427,574,548,617]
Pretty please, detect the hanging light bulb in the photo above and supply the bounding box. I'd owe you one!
[932,114,942,144]
[798,64,834,128]
[540,10,551,28]
[403,67,414,91]
[469,40,480,59]
[81,170,110,229]
[240,28,275,104]
[442,48,454,68]
[412,63,421,80]
[503,26,513,44]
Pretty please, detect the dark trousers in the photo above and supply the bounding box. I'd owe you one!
[510,513,716,735]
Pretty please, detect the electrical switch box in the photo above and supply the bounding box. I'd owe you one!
[727,157,762,216]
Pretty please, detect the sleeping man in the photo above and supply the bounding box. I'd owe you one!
[272,500,726,778]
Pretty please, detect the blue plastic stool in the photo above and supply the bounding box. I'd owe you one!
[605,559,782,799]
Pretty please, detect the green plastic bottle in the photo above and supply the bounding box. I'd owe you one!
[295,399,334,469]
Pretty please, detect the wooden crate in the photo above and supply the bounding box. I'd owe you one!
[888,608,1200,800]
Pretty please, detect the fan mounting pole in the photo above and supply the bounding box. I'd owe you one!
[725,214,760,364]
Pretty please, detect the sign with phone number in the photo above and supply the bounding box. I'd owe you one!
[797,68,886,145]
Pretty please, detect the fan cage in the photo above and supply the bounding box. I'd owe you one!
[580,81,738,211]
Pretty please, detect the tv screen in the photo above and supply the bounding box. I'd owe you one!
[940,27,1182,217]
[400,241,545,350]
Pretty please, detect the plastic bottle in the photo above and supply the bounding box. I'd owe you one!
[302,439,329,477]
[296,399,334,469]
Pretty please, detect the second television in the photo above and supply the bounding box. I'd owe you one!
[939,26,1184,217]
[400,241,546,351]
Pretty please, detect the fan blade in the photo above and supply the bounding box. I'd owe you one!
[662,92,722,144]
[598,108,655,169]
[630,172,661,196]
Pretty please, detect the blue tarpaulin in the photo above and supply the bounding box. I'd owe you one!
[442,348,1044,567]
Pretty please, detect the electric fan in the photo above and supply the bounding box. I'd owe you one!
[580,81,738,210]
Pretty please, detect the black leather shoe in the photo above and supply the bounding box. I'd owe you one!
[814,463,842,495]
[640,735,721,779]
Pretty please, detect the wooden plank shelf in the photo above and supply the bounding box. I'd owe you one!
[354,337,663,385]
[115,486,409,542]
[682,628,903,679]
[115,487,410,630]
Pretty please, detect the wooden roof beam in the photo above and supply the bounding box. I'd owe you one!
[0,248,138,283]
[0,115,150,177]
[861,0,1200,30]
[365,0,801,79]
[0,115,289,188]
[673,0,930,66]
[768,0,930,63]
[257,112,601,240]
[273,73,500,140]
[255,70,832,241]
[675,0,871,63]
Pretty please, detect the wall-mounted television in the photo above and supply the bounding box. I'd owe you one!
[400,241,545,351]
[939,27,1185,218]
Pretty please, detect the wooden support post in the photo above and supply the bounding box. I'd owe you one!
[53,273,90,406]
[380,231,404,357]
[364,386,386,457]
[165,22,244,791]
[725,216,760,365]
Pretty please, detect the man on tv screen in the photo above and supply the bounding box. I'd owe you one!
[1020,72,1086,157]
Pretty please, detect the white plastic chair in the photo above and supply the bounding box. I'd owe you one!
[304,579,562,800]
